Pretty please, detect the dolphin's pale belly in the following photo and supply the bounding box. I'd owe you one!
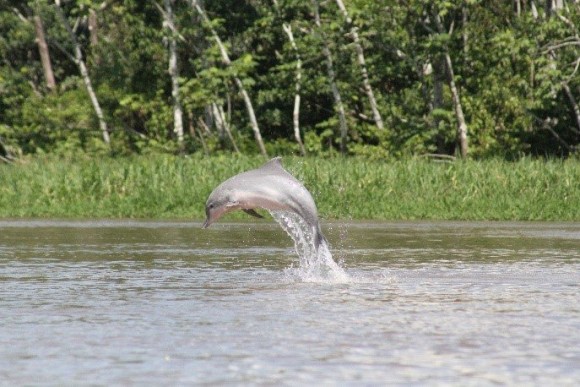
[238,194,290,212]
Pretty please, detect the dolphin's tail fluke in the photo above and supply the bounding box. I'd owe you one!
[314,224,327,251]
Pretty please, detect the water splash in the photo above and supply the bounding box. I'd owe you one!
[269,211,350,282]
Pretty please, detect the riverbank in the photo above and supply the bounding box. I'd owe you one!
[1,155,578,221]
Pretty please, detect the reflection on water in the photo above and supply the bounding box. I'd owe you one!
[1,220,579,384]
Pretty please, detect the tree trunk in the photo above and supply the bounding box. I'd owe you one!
[530,0,539,19]
[188,112,209,155]
[462,5,469,56]
[445,52,469,158]
[0,135,14,163]
[432,8,468,158]
[432,56,446,153]
[88,9,102,66]
[546,0,565,15]
[33,15,56,91]
[562,80,580,136]
[334,0,383,130]
[190,0,267,156]
[88,9,98,46]
[234,78,267,156]
[542,2,580,138]
[55,1,110,146]
[313,0,348,154]
[433,59,445,117]
[212,102,240,153]
[514,0,521,16]
[163,0,184,150]
[282,23,306,155]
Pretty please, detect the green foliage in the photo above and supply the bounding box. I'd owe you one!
[1,0,580,158]
[1,155,579,221]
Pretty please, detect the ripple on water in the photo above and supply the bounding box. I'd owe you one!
[1,220,580,384]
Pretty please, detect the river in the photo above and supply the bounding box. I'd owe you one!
[1,220,579,384]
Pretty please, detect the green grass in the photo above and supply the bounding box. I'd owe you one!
[1,155,579,221]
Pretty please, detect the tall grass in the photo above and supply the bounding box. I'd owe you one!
[1,155,578,220]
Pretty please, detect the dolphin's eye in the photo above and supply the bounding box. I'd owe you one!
[208,203,214,209]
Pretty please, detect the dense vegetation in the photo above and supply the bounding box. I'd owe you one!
[1,155,579,220]
[1,1,580,160]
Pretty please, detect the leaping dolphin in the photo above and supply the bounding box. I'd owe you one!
[202,157,327,249]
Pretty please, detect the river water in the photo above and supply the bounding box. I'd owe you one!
[1,220,579,385]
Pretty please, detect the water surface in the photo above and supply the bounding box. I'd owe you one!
[1,220,579,384]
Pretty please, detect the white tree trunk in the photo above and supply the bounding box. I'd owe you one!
[234,78,267,156]
[431,57,446,152]
[542,2,580,137]
[444,52,469,158]
[190,0,267,156]
[551,13,580,136]
[163,0,184,149]
[282,23,306,155]
[562,83,580,135]
[88,9,98,46]
[33,14,56,91]
[433,9,468,158]
[188,112,209,155]
[313,0,348,154]
[334,0,383,130]
[514,0,521,16]
[530,1,539,19]
[212,102,240,153]
[55,1,110,146]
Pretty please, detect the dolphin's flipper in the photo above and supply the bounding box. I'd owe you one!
[243,208,264,219]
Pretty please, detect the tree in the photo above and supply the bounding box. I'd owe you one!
[312,0,348,154]
[334,0,383,130]
[272,0,307,155]
[189,0,267,157]
[54,0,110,147]
[160,0,184,149]
[1,0,579,158]
[430,4,468,158]
[282,22,306,155]
[33,12,56,91]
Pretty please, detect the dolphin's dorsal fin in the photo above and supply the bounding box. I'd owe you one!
[260,156,284,171]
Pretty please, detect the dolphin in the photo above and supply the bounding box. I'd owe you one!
[202,157,327,249]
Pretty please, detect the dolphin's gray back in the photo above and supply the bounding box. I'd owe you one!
[260,158,317,220]
[221,158,325,246]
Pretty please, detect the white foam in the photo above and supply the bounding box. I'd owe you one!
[269,211,350,283]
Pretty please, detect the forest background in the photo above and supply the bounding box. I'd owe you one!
[1,1,579,221]
[1,0,580,159]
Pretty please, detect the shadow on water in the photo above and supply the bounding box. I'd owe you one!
[1,220,579,384]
